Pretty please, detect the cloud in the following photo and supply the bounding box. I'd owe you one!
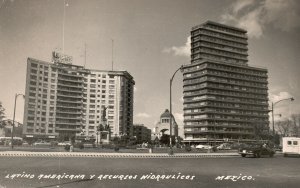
[136,113,151,118]
[163,36,191,57]
[270,91,293,102]
[220,0,300,38]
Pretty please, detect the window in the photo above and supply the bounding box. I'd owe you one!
[293,141,298,145]
[287,141,292,145]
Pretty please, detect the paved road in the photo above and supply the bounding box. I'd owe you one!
[0,155,299,188]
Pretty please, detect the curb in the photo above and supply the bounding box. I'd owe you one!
[0,151,240,158]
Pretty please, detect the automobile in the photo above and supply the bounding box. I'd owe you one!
[58,141,71,146]
[22,141,30,146]
[217,143,232,150]
[196,144,212,150]
[238,143,275,158]
[33,141,51,146]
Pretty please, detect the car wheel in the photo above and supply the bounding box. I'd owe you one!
[241,154,246,157]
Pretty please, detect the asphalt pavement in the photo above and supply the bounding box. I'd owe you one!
[0,154,299,188]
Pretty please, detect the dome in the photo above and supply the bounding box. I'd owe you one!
[160,109,171,118]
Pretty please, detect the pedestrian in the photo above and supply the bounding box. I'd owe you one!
[70,145,74,152]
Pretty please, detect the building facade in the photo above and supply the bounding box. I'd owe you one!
[23,52,134,141]
[182,21,269,144]
[152,109,178,140]
[133,124,151,144]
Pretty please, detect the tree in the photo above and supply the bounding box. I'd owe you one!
[0,102,5,128]
[253,123,272,141]
[290,114,300,137]
[276,118,292,137]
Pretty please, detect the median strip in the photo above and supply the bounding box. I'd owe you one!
[0,151,240,158]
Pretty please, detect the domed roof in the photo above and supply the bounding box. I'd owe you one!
[160,109,171,118]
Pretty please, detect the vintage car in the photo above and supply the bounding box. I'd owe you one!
[196,144,212,150]
[238,143,275,158]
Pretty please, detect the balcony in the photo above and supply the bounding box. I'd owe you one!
[57,93,83,99]
[57,76,83,83]
[56,99,83,104]
[56,87,83,94]
[196,36,248,50]
[57,82,83,88]
[193,30,248,44]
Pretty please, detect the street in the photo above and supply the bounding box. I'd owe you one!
[0,155,299,188]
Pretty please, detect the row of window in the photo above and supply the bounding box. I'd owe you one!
[184,76,267,88]
[184,89,267,100]
[193,53,247,64]
[184,113,268,121]
[192,29,247,44]
[184,107,268,116]
[184,82,267,94]
[184,101,268,110]
[184,95,267,105]
[193,36,247,50]
[192,47,247,60]
[184,120,256,127]
[184,127,252,133]
[192,41,247,54]
[192,24,246,37]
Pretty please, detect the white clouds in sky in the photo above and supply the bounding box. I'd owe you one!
[136,113,151,118]
[162,36,191,57]
[270,91,293,102]
[221,0,300,38]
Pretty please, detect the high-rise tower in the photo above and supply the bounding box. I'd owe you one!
[182,21,269,144]
[23,52,134,142]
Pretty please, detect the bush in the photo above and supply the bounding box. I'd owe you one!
[75,143,84,149]
[114,145,119,152]
[185,145,192,152]
[64,145,70,151]
[212,146,218,152]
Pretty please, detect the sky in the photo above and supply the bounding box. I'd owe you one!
[0,0,299,137]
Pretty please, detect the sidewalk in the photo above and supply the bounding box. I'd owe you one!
[0,151,240,158]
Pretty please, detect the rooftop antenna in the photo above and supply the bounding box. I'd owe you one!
[84,43,87,68]
[111,39,114,71]
[62,0,68,53]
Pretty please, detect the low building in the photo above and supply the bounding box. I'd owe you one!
[152,109,178,140]
[133,124,151,144]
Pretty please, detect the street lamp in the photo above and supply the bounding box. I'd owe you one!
[169,65,183,155]
[11,93,25,149]
[271,97,294,141]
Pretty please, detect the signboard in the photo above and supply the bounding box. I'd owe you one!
[52,51,73,64]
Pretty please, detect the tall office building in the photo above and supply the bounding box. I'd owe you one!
[23,52,134,141]
[182,21,269,144]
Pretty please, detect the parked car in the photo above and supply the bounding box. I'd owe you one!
[33,141,51,146]
[217,143,232,150]
[196,144,212,150]
[238,143,275,158]
[58,141,71,146]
